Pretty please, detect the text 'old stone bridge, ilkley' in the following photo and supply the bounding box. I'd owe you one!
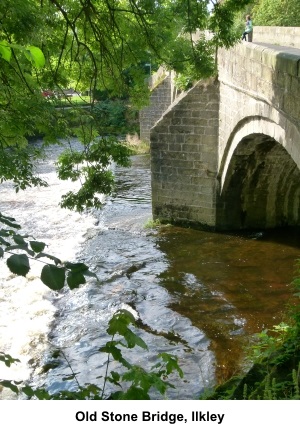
[140,27,300,231]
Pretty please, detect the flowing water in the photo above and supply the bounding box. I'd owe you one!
[0,140,300,399]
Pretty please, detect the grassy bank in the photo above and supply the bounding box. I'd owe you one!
[123,133,150,155]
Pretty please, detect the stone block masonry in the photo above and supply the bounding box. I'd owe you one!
[217,42,300,230]
[139,70,173,143]
[150,78,219,228]
[218,42,300,174]
[144,36,300,230]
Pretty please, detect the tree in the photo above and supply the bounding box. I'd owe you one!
[0,0,253,285]
[0,0,254,286]
[252,0,300,27]
[0,0,252,211]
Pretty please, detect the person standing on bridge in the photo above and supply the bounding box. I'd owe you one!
[242,15,253,42]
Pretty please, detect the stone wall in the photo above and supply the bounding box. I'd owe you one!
[253,26,300,49]
[218,42,300,174]
[217,42,300,230]
[139,69,174,143]
[150,78,219,228]
[146,39,300,230]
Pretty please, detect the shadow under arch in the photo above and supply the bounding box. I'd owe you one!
[217,117,300,230]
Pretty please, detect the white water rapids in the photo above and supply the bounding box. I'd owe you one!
[0,141,98,398]
[0,140,215,400]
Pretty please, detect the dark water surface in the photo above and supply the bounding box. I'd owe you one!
[1,146,300,399]
[156,227,299,382]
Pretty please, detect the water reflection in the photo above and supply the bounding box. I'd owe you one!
[155,227,299,382]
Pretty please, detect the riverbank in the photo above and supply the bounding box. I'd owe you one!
[123,133,150,154]
[202,295,300,399]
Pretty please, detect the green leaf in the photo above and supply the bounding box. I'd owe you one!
[119,386,150,400]
[0,237,10,246]
[123,329,148,350]
[63,263,98,281]
[0,41,11,62]
[110,371,120,383]
[6,254,30,276]
[151,375,174,394]
[25,46,45,68]
[0,247,3,258]
[157,353,184,378]
[0,379,20,394]
[0,229,11,237]
[121,365,173,395]
[65,262,89,272]
[0,352,20,367]
[100,342,122,358]
[30,241,46,253]
[41,264,65,290]
[0,218,21,229]
[0,213,17,222]
[13,234,27,245]
[83,384,102,397]
[66,271,86,289]
[6,244,35,256]
[107,371,122,387]
[35,252,61,265]
[22,386,51,400]
[22,386,36,397]
[82,269,99,280]
[107,309,136,337]
[100,342,131,369]
[0,212,16,221]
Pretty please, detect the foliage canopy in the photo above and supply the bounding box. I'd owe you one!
[252,0,300,27]
[0,0,251,210]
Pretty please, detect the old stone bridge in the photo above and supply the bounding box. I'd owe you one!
[140,27,300,230]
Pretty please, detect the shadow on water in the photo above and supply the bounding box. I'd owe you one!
[155,225,300,383]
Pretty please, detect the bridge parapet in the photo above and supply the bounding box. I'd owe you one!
[218,42,300,119]
[253,26,300,49]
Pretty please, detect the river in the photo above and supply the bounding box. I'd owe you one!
[0,140,299,399]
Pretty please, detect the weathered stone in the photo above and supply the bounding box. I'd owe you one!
[142,37,300,230]
[253,26,300,49]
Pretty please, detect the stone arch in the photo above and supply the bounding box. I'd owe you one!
[217,116,300,230]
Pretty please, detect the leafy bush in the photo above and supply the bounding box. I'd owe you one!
[92,100,138,135]
[252,0,300,27]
